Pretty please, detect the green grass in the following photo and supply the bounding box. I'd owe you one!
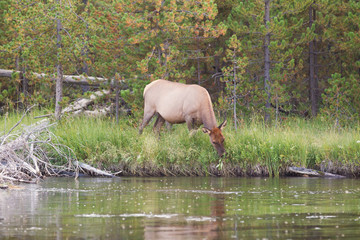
[2,111,360,177]
[52,116,360,177]
[52,116,220,176]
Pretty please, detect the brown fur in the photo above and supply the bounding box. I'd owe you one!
[139,79,226,157]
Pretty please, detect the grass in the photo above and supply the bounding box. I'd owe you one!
[2,110,360,177]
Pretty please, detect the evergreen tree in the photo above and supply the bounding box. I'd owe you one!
[1,0,92,112]
[225,0,312,122]
[0,0,359,124]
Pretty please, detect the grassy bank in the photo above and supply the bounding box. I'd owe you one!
[53,116,360,177]
[2,112,360,177]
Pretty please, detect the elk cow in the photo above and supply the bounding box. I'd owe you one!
[139,79,227,157]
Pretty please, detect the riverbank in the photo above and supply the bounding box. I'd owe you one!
[53,116,360,177]
[2,113,360,178]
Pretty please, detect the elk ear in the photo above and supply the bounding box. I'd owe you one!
[202,127,211,134]
[218,120,227,130]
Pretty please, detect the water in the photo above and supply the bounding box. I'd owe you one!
[1,177,360,239]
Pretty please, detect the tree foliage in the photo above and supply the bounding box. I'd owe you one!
[0,0,359,125]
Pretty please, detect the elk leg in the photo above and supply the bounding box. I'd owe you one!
[165,121,172,131]
[186,116,197,130]
[153,114,165,134]
[139,108,156,134]
[186,117,201,136]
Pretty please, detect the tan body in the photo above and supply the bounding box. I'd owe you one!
[139,79,226,156]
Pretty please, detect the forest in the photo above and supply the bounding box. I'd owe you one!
[0,0,359,124]
[0,0,360,178]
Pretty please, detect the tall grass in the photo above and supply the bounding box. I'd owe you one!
[52,116,220,175]
[2,111,360,176]
[51,116,360,176]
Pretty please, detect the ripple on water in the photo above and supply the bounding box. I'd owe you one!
[305,215,337,219]
[74,213,178,219]
[185,216,216,222]
[75,213,218,223]
[154,189,242,195]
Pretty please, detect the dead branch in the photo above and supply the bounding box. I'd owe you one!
[0,117,77,184]
[75,161,117,177]
[0,115,119,185]
[1,105,36,145]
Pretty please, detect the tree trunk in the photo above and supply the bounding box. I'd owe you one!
[233,50,237,131]
[309,3,318,117]
[81,0,90,93]
[16,48,28,105]
[55,1,63,120]
[21,66,28,98]
[17,48,28,98]
[264,0,271,123]
[197,37,201,85]
[115,73,120,124]
[55,65,63,120]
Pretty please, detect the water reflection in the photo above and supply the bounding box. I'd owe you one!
[0,177,360,239]
[144,191,226,240]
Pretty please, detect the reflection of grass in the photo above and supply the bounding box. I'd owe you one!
[2,112,360,176]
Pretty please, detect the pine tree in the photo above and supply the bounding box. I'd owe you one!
[1,0,92,113]
[222,35,248,130]
[96,0,226,82]
[225,0,312,123]
[318,0,360,122]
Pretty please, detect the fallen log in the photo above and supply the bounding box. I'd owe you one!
[75,161,118,177]
[0,69,117,85]
[62,90,111,115]
[33,90,114,118]
[289,167,346,178]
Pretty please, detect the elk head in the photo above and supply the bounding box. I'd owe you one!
[202,120,227,157]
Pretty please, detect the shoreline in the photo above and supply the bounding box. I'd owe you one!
[104,162,359,178]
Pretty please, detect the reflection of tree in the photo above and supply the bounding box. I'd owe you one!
[144,193,226,240]
[0,186,40,236]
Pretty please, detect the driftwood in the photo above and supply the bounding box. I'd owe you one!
[0,110,118,186]
[0,117,76,185]
[289,166,346,178]
[75,161,117,177]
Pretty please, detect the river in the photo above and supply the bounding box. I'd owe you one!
[1,177,360,239]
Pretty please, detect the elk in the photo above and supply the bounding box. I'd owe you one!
[139,79,227,157]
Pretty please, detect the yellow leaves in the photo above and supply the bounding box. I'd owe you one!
[155,0,162,12]
[115,3,122,12]
[159,43,166,51]
[175,15,184,23]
